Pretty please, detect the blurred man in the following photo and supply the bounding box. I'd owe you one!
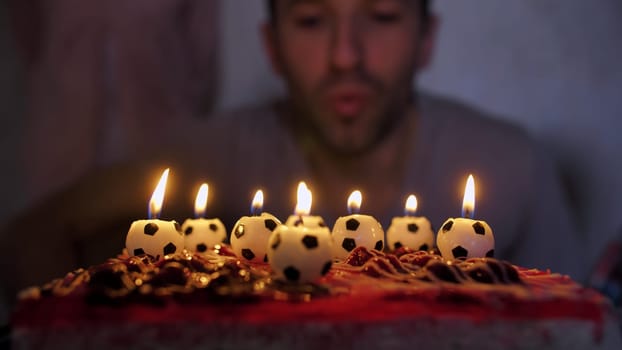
[0,0,586,313]
[255,0,437,221]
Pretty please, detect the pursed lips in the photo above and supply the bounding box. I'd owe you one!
[325,84,373,119]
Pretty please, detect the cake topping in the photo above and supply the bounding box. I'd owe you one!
[22,244,607,316]
[181,183,227,254]
[386,194,435,254]
[331,190,385,259]
[126,169,185,259]
[230,200,283,264]
[18,245,538,308]
[437,175,496,259]
[267,225,333,283]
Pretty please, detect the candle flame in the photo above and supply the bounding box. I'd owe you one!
[462,174,475,219]
[251,190,264,215]
[405,194,418,216]
[294,182,312,215]
[148,168,169,219]
[347,190,362,214]
[194,183,209,218]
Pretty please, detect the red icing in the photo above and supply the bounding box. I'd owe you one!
[12,246,614,344]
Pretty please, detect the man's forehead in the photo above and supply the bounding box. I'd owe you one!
[278,0,413,9]
[282,0,315,5]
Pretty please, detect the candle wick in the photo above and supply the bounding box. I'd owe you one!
[293,215,304,227]
[348,206,360,215]
[462,208,473,219]
[148,203,158,220]
[195,209,206,220]
[251,204,262,216]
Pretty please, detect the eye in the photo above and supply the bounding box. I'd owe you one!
[372,12,401,23]
[295,14,324,28]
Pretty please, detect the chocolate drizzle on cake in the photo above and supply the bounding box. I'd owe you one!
[22,251,267,305]
[344,247,523,285]
[19,245,531,307]
[13,242,618,350]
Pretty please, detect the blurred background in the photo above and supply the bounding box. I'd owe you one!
[1,0,621,318]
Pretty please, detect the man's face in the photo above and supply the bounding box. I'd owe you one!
[265,0,435,155]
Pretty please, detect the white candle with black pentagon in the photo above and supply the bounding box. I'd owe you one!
[331,190,385,259]
[436,175,495,259]
[267,224,333,283]
[181,183,227,254]
[386,194,435,251]
[230,190,282,263]
[125,168,184,259]
[284,182,329,231]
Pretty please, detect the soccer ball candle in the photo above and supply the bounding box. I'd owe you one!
[230,190,282,263]
[267,224,333,283]
[437,175,495,259]
[284,182,329,231]
[386,195,435,251]
[181,184,227,254]
[125,169,185,258]
[332,190,385,259]
[268,182,333,283]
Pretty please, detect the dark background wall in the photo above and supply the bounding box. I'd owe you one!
[0,2,26,225]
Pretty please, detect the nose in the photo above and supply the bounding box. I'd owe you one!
[330,19,362,72]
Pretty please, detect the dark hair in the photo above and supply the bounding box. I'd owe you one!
[266,0,431,25]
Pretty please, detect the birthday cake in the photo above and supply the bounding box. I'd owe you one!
[10,175,622,349]
[11,245,622,349]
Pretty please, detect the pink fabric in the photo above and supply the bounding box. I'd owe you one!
[12,0,220,204]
